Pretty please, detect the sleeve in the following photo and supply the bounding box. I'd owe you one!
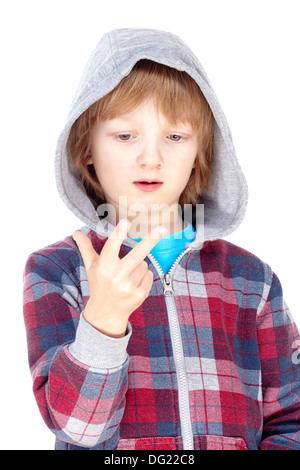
[257,272,300,450]
[23,251,131,448]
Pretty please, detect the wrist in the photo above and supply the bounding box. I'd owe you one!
[84,299,128,338]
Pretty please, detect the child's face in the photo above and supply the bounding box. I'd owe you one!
[90,98,198,233]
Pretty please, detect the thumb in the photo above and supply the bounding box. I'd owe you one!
[73,231,98,271]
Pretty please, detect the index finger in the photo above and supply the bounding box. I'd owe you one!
[124,225,168,270]
[100,219,131,263]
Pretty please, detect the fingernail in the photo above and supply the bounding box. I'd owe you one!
[159,227,168,236]
[153,226,167,237]
[120,219,130,231]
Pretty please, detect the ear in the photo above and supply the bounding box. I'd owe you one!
[87,152,93,164]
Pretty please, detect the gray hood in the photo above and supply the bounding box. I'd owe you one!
[55,28,248,248]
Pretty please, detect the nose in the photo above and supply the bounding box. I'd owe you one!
[136,139,163,169]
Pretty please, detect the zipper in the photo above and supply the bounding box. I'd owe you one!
[162,273,174,296]
[148,249,194,450]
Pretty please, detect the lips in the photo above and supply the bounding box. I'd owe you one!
[134,179,163,192]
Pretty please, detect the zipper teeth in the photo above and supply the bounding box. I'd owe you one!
[168,247,191,277]
[147,253,164,277]
[147,250,194,450]
[148,247,191,279]
[165,295,194,450]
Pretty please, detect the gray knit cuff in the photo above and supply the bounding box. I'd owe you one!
[69,313,132,369]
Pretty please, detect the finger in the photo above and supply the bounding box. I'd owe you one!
[73,231,98,271]
[124,225,167,271]
[100,219,131,264]
[129,260,149,286]
[137,269,154,297]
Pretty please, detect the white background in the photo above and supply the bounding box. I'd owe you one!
[0,0,299,450]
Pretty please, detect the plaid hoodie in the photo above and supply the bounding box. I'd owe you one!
[23,28,300,450]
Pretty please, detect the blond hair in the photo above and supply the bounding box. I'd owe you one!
[67,59,214,207]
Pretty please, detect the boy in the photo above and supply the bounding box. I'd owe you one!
[23,28,300,450]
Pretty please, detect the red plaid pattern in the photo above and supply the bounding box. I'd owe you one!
[23,230,300,450]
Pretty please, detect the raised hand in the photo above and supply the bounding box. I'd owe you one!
[73,219,167,338]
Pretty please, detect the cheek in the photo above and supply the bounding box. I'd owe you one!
[174,156,197,191]
[185,147,198,174]
[94,157,130,191]
[92,145,113,175]
[173,152,197,178]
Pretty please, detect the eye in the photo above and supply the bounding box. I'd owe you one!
[167,134,183,142]
[117,134,133,141]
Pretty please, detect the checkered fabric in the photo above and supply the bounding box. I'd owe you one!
[23,229,300,450]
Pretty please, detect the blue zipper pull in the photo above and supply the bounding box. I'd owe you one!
[163,274,174,296]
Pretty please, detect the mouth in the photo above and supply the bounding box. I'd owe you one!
[133,180,163,192]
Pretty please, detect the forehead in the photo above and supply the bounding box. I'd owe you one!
[103,98,194,130]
